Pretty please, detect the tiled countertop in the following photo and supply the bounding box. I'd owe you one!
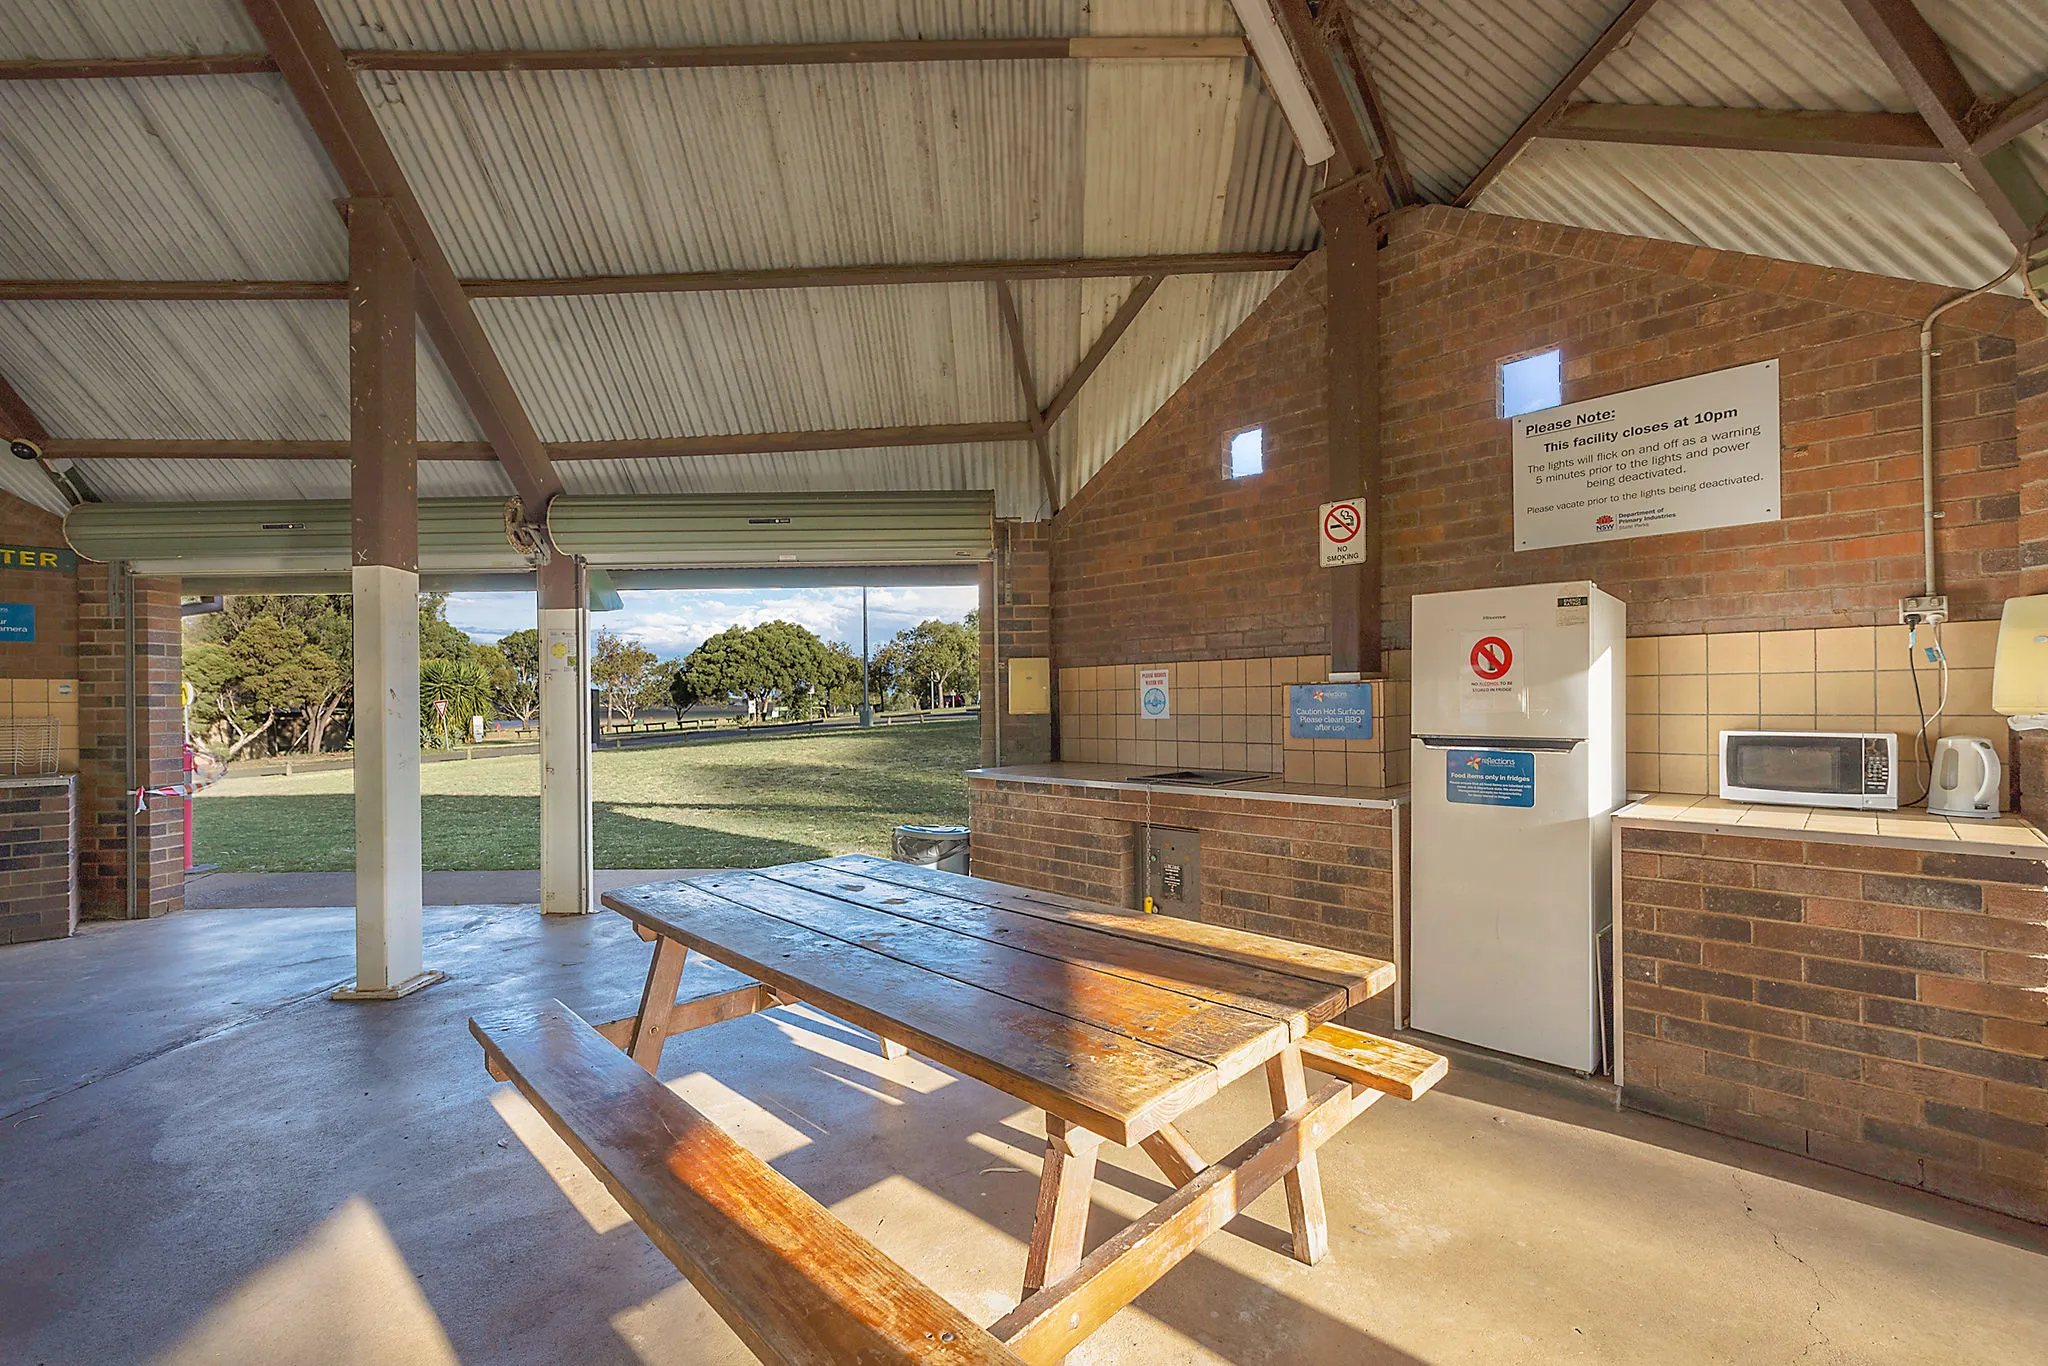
[1615,792,2048,859]
[0,773,74,789]
[966,763,1407,810]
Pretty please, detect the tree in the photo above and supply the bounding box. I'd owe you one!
[592,629,660,724]
[417,593,477,664]
[495,628,542,726]
[419,657,493,748]
[183,639,278,758]
[674,620,846,720]
[887,618,979,709]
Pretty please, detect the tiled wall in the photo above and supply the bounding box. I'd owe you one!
[1057,654,1413,790]
[1627,620,2006,797]
[0,678,81,773]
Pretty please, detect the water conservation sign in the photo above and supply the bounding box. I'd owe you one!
[1513,359,1779,551]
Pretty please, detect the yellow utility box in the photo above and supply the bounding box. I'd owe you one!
[1008,657,1051,714]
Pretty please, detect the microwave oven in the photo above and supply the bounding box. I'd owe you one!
[1718,730,1899,810]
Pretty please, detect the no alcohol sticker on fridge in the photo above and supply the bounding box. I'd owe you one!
[1461,629,1522,713]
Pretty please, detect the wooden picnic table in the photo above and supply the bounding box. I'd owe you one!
[594,853,1435,1362]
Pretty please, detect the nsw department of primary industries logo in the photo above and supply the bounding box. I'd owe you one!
[1595,514,1615,532]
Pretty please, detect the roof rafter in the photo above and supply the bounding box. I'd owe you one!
[1270,0,1381,185]
[239,0,561,515]
[993,282,1061,514]
[1540,103,1946,160]
[1041,276,1163,431]
[0,252,1305,304]
[0,37,1247,81]
[1457,0,1665,207]
[1839,0,2048,254]
[1328,16,1414,205]
[1971,77,2048,154]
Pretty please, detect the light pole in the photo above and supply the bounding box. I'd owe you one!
[860,585,873,726]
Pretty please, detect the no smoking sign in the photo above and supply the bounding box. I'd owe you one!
[1318,498,1366,567]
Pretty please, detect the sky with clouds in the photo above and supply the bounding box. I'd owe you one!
[444,585,979,659]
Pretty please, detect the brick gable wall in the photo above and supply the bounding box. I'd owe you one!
[1050,207,2036,666]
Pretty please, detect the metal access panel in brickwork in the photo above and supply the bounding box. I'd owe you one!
[1143,826,1201,920]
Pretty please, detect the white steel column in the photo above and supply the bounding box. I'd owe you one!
[335,196,439,1000]
[347,563,429,992]
[539,554,593,916]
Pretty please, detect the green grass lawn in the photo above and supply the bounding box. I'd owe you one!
[193,720,979,872]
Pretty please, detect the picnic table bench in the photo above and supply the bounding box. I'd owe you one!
[472,854,1446,1364]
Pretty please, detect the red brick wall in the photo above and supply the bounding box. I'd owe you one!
[0,776,78,943]
[1051,208,2036,665]
[1619,824,2047,1224]
[967,777,1402,1027]
[981,520,1053,766]
[0,490,78,680]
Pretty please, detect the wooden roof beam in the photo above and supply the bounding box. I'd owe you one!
[1040,277,1163,432]
[1457,0,1665,207]
[1329,17,1415,206]
[0,37,1247,80]
[0,252,1306,303]
[1540,103,1946,160]
[1840,0,2048,254]
[239,0,561,517]
[1972,76,2048,154]
[993,282,1061,514]
[1269,0,1381,185]
[42,422,1037,463]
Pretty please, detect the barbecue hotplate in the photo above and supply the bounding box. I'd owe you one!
[1124,769,1266,788]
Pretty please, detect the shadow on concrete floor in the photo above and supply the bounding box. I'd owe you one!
[182,868,713,910]
[2,903,2043,1365]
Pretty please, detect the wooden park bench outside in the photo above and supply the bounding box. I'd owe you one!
[473,855,1446,1364]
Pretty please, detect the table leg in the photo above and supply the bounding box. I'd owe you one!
[1265,1047,1329,1265]
[626,937,689,1072]
[1137,1123,1204,1187]
[1022,1116,1103,1296]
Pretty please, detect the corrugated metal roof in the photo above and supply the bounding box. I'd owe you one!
[1476,141,2019,290]
[0,1,258,60]
[0,75,343,279]
[0,456,69,516]
[1584,0,1907,110]
[556,445,1038,521]
[0,301,482,441]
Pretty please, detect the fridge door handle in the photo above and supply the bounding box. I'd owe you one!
[1415,734,1585,752]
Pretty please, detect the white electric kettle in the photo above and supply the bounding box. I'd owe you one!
[1927,737,2002,819]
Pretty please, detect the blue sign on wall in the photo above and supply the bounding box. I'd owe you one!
[1446,748,1535,807]
[0,603,33,642]
[1288,682,1374,740]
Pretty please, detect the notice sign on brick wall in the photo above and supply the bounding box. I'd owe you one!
[1513,359,1779,551]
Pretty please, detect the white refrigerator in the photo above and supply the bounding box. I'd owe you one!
[1408,582,1625,1072]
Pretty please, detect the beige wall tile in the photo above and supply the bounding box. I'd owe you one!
[1219,658,1246,687]
[1658,675,1707,715]
[1759,629,1816,673]
[1244,657,1272,687]
[1662,754,1710,794]
[1760,673,1816,714]
[1625,636,1659,676]
[1305,655,1331,680]
[1873,625,1910,670]
[12,678,45,703]
[1198,714,1224,743]
[1659,635,1707,675]
[1312,752,1345,785]
[1270,655,1299,685]
[1948,668,1994,717]
[1815,715,1878,736]
[1627,752,1661,792]
[1347,753,1384,787]
[1284,749,1313,783]
[1196,660,1222,687]
[1246,713,1273,744]
[1814,626,1874,673]
[1760,713,1818,731]
[1221,685,1248,714]
[1387,650,1412,680]
[1944,619,1999,670]
[1660,713,1709,755]
[1626,674,1659,714]
[1707,673,1760,713]
[1707,632,1759,674]
[1875,671,1921,715]
[1222,715,1247,743]
[1816,672,1876,715]
[1626,713,1659,752]
[1705,718,1749,757]
[1247,743,1280,773]
[1221,741,1249,771]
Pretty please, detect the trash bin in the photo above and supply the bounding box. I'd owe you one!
[893,824,970,875]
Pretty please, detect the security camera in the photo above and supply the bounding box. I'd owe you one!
[8,437,42,462]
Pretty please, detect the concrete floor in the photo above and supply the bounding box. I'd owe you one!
[2,903,2043,1366]
[182,868,712,910]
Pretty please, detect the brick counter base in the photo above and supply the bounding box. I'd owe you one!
[1620,826,2048,1224]
[2,776,79,944]
[967,779,1404,1027]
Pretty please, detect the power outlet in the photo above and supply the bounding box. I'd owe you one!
[1899,595,1949,625]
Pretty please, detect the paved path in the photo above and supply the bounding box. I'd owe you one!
[184,869,712,910]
